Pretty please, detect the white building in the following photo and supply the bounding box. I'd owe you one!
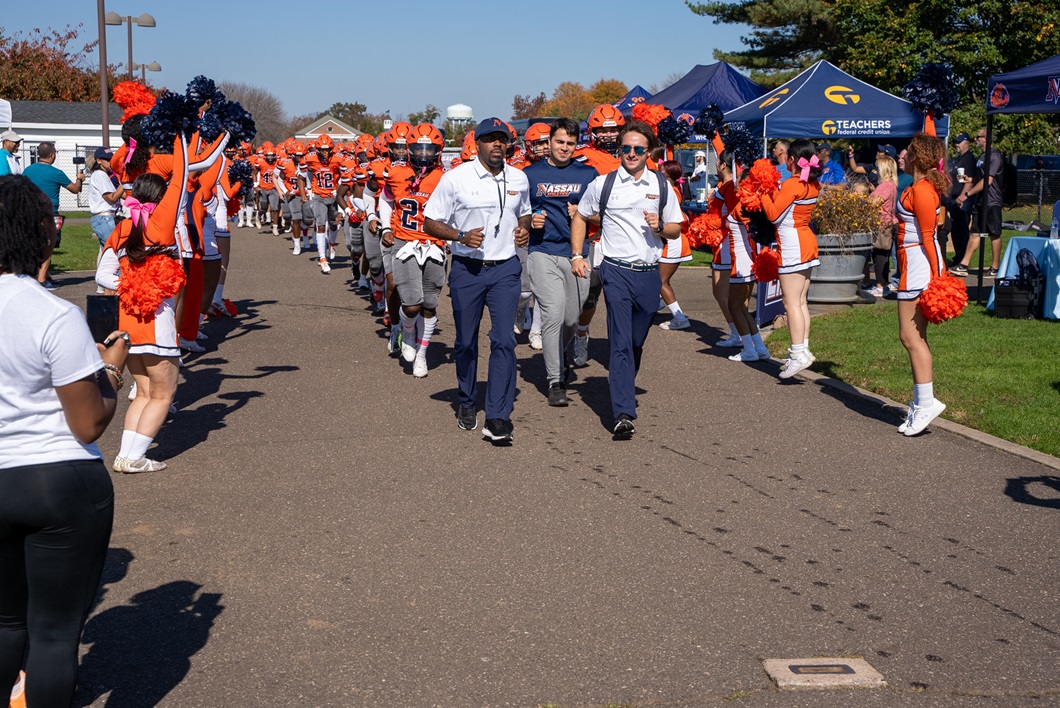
[3,100,123,211]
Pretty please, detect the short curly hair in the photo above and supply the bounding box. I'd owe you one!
[0,175,55,276]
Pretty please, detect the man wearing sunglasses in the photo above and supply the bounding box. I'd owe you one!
[570,121,683,438]
[424,118,531,444]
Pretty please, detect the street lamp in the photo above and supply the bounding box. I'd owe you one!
[96,0,110,146]
[131,61,162,83]
[104,11,156,81]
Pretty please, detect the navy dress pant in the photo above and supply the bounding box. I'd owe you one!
[598,260,661,420]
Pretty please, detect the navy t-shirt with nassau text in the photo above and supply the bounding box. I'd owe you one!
[523,159,598,257]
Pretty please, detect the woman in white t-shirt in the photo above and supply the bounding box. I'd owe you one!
[0,174,129,707]
[87,147,124,248]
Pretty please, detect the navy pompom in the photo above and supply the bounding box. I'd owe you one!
[657,115,694,145]
[218,101,256,144]
[140,90,197,152]
[723,126,759,167]
[746,210,776,246]
[228,159,254,200]
[693,104,725,138]
[902,63,958,116]
[186,75,224,107]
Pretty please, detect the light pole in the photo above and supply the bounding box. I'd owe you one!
[131,61,162,83]
[96,0,110,146]
[104,11,156,81]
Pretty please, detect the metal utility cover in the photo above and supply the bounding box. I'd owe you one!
[763,658,886,690]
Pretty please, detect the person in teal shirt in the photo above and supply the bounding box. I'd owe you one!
[22,142,84,289]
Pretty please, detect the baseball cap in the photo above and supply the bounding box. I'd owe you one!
[815,142,831,152]
[473,118,514,141]
[94,147,114,160]
[876,144,896,158]
[952,131,970,144]
[0,129,22,143]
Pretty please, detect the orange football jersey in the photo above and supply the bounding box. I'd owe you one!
[384,164,445,245]
[302,153,344,198]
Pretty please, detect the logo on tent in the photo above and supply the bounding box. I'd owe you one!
[821,120,837,136]
[990,82,1010,108]
[759,89,789,108]
[1047,77,1060,105]
[825,86,860,105]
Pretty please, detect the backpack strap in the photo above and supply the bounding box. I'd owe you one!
[597,170,619,225]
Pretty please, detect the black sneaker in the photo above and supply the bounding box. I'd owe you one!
[483,418,513,443]
[42,278,60,291]
[456,406,478,431]
[547,383,569,407]
[613,413,635,437]
[949,264,968,276]
[987,267,998,278]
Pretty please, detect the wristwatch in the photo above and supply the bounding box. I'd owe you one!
[456,231,466,244]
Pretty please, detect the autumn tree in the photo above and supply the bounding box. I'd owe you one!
[511,92,548,120]
[542,82,595,121]
[588,79,628,107]
[0,25,118,101]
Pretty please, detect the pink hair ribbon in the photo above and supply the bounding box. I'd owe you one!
[797,155,820,182]
[125,196,156,228]
[938,158,945,171]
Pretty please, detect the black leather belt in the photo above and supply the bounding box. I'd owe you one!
[453,255,515,268]
[603,256,659,272]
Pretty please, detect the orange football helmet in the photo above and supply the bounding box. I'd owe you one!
[460,131,478,162]
[525,122,551,160]
[588,104,624,152]
[292,141,306,156]
[408,123,444,169]
[373,133,389,158]
[386,121,414,164]
[316,134,335,153]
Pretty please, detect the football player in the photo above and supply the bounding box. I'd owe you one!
[298,134,345,273]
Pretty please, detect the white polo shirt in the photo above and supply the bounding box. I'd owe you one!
[578,166,684,264]
[423,158,530,261]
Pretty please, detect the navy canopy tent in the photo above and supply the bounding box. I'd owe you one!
[986,54,1060,115]
[724,60,949,151]
[649,62,766,115]
[614,85,653,114]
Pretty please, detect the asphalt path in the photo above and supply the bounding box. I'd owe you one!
[53,225,1059,706]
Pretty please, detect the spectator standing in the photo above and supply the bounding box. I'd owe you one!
[690,150,709,196]
[0,130,22,175]
[865,155,899,297]
[423,118,531,443]
[947,132,977,267]
[816,143,846,186]
[0,173,128,708]
[23,142,84,290]
[570,121,684,437]
[847,144,895,187]
[953,128,1003,277]
[87,148,124,249]
[772,140,792,180]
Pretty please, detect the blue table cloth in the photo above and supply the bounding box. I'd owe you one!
[987,236,1060,320]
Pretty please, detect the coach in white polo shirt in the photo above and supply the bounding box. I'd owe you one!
[424,117,531,444]
[570,120,683,437]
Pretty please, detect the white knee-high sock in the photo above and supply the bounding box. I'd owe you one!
[315,232,328,258]
[419,315,437,353]
[400,310,416,345]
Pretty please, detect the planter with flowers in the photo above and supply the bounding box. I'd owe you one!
[808,186,884,304]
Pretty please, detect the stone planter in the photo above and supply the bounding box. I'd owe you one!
[808,232,874,304]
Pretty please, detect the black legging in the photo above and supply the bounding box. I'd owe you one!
[872,247,891,287]
[0,459,113,708]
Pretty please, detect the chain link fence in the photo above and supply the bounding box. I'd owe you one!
[1016,168,1060,222]
[13,143,102,212]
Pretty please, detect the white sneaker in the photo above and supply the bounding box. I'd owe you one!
[272,224,279,236]
[903,399,946,436]
[716,335,744,348]
[254,217,262,229]
[413,354,428,378]
[329,244,336,260]
[319,258,331,274]
[292,241,302,256]
[179,337,205,353]
[112,456,129,473]
[123,456,167,473]
[728,349,759,362]
[401,339,418,363]
[96,285,105,294]
[897,402,915,434]
[659,316,690,330]
[237,219,246,228]
[128,381,137,401]
[528,331,543,350]
[573,333,589,367]
[778,350,812,379]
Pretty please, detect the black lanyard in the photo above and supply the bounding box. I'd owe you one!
[492,167,507,237]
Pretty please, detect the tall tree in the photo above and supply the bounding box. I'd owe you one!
[0,25,118,101]
[588,79,628,108]
[511,92,548,120]
[408,104,440,125]
[544,81,595,121]
[219,82,289,145]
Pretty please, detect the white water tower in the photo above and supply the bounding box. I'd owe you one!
[446,103,473,126]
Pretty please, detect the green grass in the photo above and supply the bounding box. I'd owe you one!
[768,302,1060,457]
[52,224,100,272]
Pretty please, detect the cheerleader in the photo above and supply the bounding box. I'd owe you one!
[719,151,770,362]
[760,138,821,378]
[895,133,949,436]
[95,133,190,473]
[658,160,692,330]
[706,184,741,347]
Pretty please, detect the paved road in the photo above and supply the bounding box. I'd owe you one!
[54,226,1058,706]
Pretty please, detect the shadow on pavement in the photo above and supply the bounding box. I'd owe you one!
[1004,476,1060,509]
[76,579,223,707]
[818,379,904,427]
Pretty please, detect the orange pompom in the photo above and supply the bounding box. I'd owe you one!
[118,254,187,322]
[631,103,671,130]
[752,247,780,282]
[113,81,157,122]
[737,158,781,212]
[687,206,725,249]
[918,274,968,324]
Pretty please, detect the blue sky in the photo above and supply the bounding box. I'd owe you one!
[4,0,751,124]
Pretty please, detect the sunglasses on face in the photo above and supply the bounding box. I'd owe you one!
[620,145,647,156]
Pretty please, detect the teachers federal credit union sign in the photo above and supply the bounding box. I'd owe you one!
[820,118,893,136]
